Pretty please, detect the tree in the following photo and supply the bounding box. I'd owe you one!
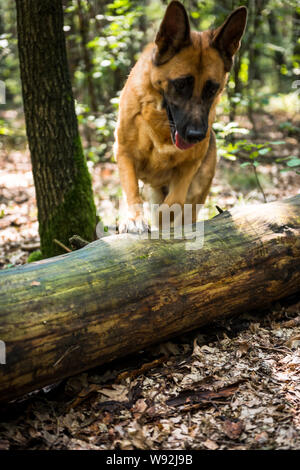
[76,0,98,113]
[15,0,97,258]
[0,195,299,402]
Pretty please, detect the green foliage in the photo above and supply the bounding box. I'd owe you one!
[213,118,294,199]
[27,250,43,263]
[214,120,286,166]
[278,156,300,175]
[64,0,149,161]
[0,118,12,136]
[286,157,300,168]
[213,121,250,161]
[84,0,143,101]
[0,3,22,106]
[1,0,299,173]
[279,121,300,136]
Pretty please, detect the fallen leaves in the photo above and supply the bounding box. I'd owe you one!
[0,290,299,451]
[254,431,269,445]
[116,356,167,383]
[166,381,244,407]
[285,334,300,349]
[236,341,250,358]
[223,420,244,440]
[281,317,300,328]
[98,384,129,402]
[203,439,218,450]
[1,298,300,451]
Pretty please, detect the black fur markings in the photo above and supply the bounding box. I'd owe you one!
[202,80,220,102]
[170,75,194,99]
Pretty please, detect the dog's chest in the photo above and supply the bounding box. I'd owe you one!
[135,117,195,185]
[135,149,174,186]
[135,137,192,186]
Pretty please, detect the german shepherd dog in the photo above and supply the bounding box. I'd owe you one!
[115,1,247,232]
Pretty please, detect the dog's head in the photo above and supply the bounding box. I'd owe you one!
[151,1,247,150]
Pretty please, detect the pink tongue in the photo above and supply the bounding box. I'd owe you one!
[175,131,195,150]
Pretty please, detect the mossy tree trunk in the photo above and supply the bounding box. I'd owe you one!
[15,0,97,258]
[0,196,299,402]
[293,11,300,66]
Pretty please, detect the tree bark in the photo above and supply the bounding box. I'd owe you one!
[293,10,300,71]
[268,11,286,88]
[76,0,98,113]
[15,0,97,258]
[247,0,265,133]
[0,196,299,402]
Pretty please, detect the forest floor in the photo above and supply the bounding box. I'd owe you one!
[0,110,299,450]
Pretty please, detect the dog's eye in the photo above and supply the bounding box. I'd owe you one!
[171,76,194,96]
[202,80,219,99]
[175,80,185,91]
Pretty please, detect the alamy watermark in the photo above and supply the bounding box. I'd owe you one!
[0,340,6,365]
[96,199,205,251]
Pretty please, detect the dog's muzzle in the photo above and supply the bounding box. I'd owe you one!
[164,99,206,150]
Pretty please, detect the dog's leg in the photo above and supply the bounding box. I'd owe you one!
[117,151,149,233]
[145,186,166,229]
[163,162,199,209]
[187,130,217,222]
[154,162,200,229]
[148,186,165,205]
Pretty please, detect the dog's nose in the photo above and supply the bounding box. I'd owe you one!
[186,127,207,143]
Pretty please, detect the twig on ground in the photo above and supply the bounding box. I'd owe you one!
[53,239,72,253]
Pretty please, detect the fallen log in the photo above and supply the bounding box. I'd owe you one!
[0,196,299,402]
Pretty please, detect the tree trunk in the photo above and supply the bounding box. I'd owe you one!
[228,48,244,122]
[293,10,300,78]
[247,0,265,133]
[0,196,300,403]
[268,11,286,88]
[15,0,97,258]
[77,0,98,113]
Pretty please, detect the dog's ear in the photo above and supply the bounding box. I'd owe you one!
[153,1,191,66]
[212,6,247,71]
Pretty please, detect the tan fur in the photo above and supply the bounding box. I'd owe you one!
[114,4,246,227]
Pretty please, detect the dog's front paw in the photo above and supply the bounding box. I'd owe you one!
[119,215,150,234]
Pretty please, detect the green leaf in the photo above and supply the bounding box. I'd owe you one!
[287,158,300,167]
[240,162,251,167]
[249,151,259,159]
[258,147,271,155]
